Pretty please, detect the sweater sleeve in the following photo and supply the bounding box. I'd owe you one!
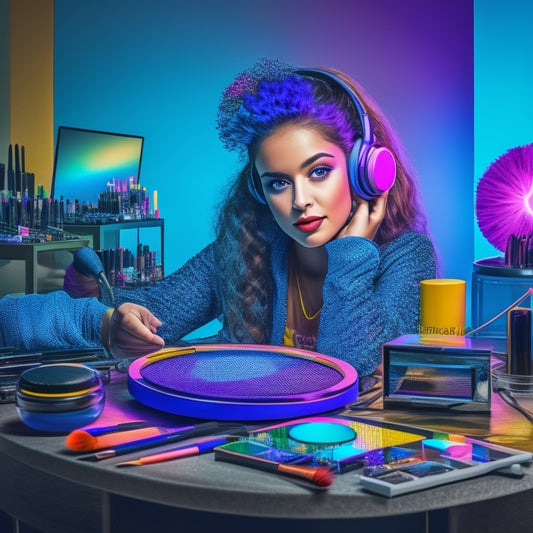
[112,242,223,344]
[317,231,437,376]
[0,292,109,351]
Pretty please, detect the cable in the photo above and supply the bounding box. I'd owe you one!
[466,287,533,337]
[495,388,533,424]
[73,247,115,306]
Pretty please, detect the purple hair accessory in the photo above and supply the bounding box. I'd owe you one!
[216,58,296,154]
[224,74,256,98]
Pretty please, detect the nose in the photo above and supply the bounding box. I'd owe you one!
[292,179,313,210]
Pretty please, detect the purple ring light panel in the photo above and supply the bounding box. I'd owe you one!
[128,344,359,421]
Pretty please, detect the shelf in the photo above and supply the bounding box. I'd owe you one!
[0,238,93,297]
[63,219,164,273]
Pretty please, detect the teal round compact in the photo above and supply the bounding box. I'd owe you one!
[288,421,357,445]
[16,363,105,433]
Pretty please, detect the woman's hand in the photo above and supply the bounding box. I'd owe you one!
[336,190,389,241]
[101,302,165,359]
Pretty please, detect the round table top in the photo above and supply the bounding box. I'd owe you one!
[1,370,532,520]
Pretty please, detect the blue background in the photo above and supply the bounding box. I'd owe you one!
[474,1,533,260]
[52,0,533,331]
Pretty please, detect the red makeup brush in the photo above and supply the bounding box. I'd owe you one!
[215,446,334,488]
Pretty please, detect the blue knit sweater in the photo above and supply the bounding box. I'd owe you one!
[0,230,436,376]
[0,291,108,352]
[112,229,436,376]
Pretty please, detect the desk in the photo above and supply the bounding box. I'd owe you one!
[0,371,532,533]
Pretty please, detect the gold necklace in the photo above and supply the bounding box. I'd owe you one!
[295,270,322,321]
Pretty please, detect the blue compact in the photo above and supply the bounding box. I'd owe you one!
[288,422,357,445]
[16,363,105,433]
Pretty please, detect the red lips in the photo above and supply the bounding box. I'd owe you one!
[293,216,325,232]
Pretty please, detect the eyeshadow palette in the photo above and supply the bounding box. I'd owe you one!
[214,415,532,496]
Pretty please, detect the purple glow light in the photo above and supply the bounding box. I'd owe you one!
[524,183,533,215]
[476,144,533,252]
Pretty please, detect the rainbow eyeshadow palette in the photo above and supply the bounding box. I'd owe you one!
[214,415,532,497]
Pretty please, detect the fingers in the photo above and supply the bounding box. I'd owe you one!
[115,303,164,344]
[367,190,389,235]
[369,190,389,222]
[138,307,163,329]
[119,312,165,345]
[339,190,388,240]
[107,304,165,359]
[117,302,161,325]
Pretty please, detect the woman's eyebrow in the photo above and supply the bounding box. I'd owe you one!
[259,152,335,179]
[300,152,335,169]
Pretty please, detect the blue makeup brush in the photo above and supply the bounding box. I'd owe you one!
[78,421,224,461]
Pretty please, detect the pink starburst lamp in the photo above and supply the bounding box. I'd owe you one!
[476,144,533,258]
[472,143,533,341]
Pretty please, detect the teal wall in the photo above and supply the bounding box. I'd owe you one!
[474,0,533,260]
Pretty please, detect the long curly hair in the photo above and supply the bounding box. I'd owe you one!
[214,61,429,343]
[214,168,275,343]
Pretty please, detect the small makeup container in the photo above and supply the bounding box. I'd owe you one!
[16,363,105,433]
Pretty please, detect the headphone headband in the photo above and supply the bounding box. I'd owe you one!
[295,68,373,146]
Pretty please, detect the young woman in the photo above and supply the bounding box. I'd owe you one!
[1,59,436,376]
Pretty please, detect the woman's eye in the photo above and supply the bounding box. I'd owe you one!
[310,166,333,180]
[266,178,291,192]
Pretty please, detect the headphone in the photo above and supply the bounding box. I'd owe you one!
[248,68,396,204]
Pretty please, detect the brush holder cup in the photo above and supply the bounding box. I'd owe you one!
[16,363,105,433]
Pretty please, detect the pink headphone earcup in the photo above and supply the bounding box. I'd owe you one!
[364,146,396,195]
[350,141,396,200]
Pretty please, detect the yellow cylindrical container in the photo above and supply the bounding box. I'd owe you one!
[420,279,466,336]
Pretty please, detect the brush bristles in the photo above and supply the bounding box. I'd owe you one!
[277,463,334,487]
[66,427,163,452]
[65,429,97,452]
[311,466,335,487]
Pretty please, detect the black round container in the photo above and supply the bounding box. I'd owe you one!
[16,363,105,432]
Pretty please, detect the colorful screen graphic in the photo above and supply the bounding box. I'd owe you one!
[51,126,144,202]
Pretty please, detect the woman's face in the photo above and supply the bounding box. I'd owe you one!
[255,124,353,248]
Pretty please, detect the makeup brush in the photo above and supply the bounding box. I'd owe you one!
[78,421,223,461]
[80,421,150,437]
[215,449,334,488]
[66,425,190,452]
[115,436,239,467]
